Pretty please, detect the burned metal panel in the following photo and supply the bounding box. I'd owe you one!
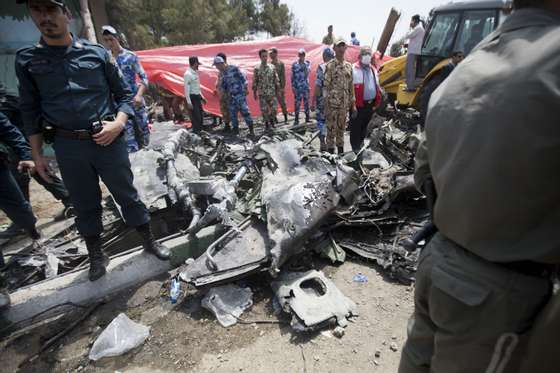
[272,270,357,331]
[179,218,270,287]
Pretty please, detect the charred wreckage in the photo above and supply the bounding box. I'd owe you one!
[1,113,428,335]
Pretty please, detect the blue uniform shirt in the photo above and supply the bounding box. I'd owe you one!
[221,65,248,98]
[115,48,148,97]
[15,36,134,135]
[0,112,31,162]
[291,60,311,91]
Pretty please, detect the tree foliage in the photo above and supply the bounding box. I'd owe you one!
[105,0,297,50]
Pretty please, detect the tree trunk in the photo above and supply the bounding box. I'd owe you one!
[79,0,97,43]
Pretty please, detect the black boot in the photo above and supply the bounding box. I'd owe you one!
[305,112,310,123]
[232,126,240,136]
[224,123,231,132]
[248,124,255,137]
[136,223,170,260]
[337,146,345,155]
[0,223,26,239]
[294,113,299,125]
[53,201,75,222]
[27,227,41,241]
[85,235,109,281]
[284,113,288,123]
[328,148,335,154]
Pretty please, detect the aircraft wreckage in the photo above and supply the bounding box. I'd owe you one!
[1,114,428,333]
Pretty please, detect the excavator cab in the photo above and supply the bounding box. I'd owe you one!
[380,0,512,117]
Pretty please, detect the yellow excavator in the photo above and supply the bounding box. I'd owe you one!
[379,0,513,118]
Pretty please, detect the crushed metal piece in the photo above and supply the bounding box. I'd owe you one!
[201,284,253,327]
[272,270,357,331]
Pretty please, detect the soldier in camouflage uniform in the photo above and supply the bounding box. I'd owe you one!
[269,47,288,123]
[291,48,311,124]
[214,52,231,131]
[213,56,254,136]
[253,49,280,130]
[324,38,356,155]
[312,47,334,151]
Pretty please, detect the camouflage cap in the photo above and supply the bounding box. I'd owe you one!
[333,37,347,46]
[16,0,66,6]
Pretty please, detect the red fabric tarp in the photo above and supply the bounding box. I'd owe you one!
[137,36,392,118]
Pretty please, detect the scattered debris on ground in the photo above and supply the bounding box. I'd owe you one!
[1,109,426,370]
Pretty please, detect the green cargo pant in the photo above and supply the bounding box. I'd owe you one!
[399,233,551,373]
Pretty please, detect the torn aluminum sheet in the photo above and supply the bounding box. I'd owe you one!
[360,149,391,170]
[179,218,269,287]
[260,140,341,273]
[129,149,168,210]
[186,160,251,234]
[272,270,357,332]
[201,284,253,327]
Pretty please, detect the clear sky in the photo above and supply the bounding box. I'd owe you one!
[283,0,444,47]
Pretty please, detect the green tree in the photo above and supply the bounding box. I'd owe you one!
[105,0,295,49]
[258,0,293,36]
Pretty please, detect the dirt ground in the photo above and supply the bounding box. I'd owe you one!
[1,258,414,373]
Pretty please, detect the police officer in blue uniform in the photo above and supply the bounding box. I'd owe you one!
[0,112,40,309]
[15,0,169,281]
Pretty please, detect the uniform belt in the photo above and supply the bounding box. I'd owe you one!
[53,115,116,140]
[498,261,556,279]
[443,234,555,279]
[55,128,94,140]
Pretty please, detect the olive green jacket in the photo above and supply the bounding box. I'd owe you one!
[415,8,560,263]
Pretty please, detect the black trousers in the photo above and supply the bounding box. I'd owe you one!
[190,94,203,134]
[53,136,149,237]
[350,101,375,153]
[0,166,36,232]
[10,161,70,204]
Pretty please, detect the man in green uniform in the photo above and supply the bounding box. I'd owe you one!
[268,47,288,123]
[322,25,334,45]
[323,38,355,155]
[253,48,280,130]
[399,1,560,372]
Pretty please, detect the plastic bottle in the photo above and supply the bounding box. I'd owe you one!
[170,278,181,304]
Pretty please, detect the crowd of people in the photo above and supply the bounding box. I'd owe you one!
[1,0,559,372]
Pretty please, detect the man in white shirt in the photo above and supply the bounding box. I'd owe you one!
[184,56,207,134]
[404,15,425,91]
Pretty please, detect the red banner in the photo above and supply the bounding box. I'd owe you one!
[137,36,391,118]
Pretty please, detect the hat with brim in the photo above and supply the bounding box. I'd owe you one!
[16,0,66,7]
[189,56,201,66]
[298,48,306,55]
[212,56,225,65]
[334,37,347,47]
[101,25,118,36]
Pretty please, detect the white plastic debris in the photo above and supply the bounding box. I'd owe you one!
[89,313,150,361]
[201,284,253,327]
